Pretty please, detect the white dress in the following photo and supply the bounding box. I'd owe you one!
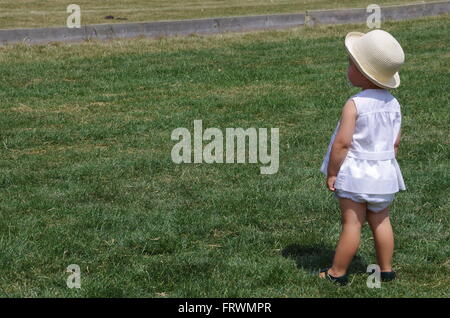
[320,89,406,195]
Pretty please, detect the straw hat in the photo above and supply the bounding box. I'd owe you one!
[345,30,405,89]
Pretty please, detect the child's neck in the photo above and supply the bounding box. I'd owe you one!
[360,82,384,90]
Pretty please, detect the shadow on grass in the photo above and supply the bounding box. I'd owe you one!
[281,244,367,274]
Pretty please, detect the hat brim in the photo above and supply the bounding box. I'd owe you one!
[345,32,400,89]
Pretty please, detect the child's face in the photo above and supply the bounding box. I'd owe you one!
[347,57,381,89]
[347,57,367,87]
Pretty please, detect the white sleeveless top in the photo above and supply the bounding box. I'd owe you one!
[320,89,406,194]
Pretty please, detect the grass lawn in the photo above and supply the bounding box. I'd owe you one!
[0,0,440,29]
[0,15,449,297]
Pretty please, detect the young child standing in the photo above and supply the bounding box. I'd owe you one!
[319,29,406,286]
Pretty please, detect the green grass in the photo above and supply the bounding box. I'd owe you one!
[0,15,449,297]
[0,0,440,29]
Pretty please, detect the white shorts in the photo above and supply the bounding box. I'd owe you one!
[334,190,395,212]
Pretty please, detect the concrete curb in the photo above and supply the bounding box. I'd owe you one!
[0,1,448,45]
[306,1,450,25]
[0,13,305,45]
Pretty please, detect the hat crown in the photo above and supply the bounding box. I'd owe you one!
[355,30,405,79]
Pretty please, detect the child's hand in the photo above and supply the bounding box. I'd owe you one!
[327,176,337,192]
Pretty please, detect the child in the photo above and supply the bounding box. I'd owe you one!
[319,29,406,286]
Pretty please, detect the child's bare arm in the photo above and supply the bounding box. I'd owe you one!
[394,131,401,157]
[327,99,357,191]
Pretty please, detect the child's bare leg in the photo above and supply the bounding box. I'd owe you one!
[321,198,366,277]
[367,208,394,272]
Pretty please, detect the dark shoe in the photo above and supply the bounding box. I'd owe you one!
[381,271,396,282]
[319,268,348,286]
